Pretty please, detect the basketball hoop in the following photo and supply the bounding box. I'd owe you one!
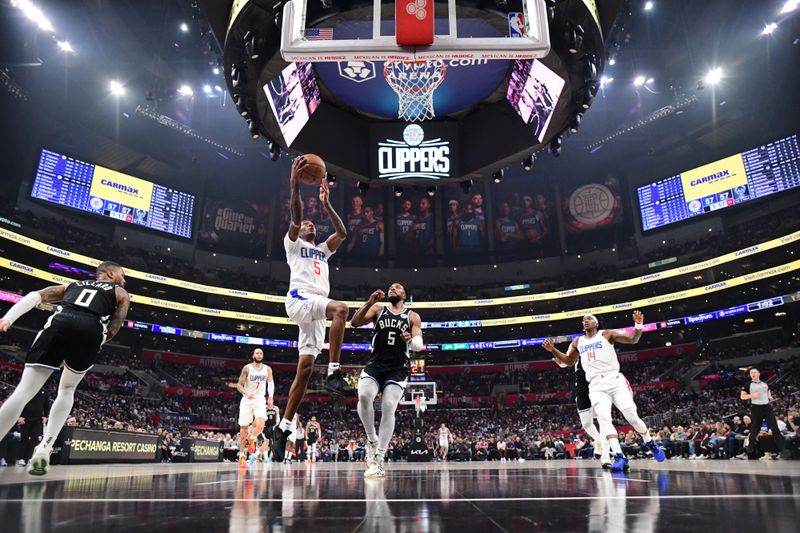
[413,394,426,415]
[384,59,446,122]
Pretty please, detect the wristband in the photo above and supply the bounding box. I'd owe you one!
[634,323,643,330]
[410,335,424,351]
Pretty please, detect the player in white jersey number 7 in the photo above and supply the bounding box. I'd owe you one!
[273,156,354,463]
[543,311,666,472]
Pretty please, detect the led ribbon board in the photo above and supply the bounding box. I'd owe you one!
[1,226,796,309]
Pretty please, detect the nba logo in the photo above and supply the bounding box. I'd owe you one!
[508,13,525,38]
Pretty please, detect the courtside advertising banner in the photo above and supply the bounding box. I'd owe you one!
[61,428,159,464]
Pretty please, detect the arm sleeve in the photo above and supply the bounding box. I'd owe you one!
[268,380,275,398]
[1,291,43,325]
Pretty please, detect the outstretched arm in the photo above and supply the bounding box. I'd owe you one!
[267,366,274,408]
[287,157,307,242]
[104,287,131,342]
[0,284,66,332]
[350,290,385,327]
[543,338,578,367]
[607,311,644,345]
[321,181,347,252]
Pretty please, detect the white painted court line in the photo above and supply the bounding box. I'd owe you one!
[3,494,798,503]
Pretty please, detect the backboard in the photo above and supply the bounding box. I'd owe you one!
[400,381,438,406]
[281,0,550,62]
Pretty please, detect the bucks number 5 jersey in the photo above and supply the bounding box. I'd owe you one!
[370,307,412,368]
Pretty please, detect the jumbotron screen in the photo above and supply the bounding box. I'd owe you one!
[637,134,800,231]
[30,149,196,238]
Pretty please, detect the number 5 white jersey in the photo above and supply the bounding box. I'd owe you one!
[577,331,619,383]
[284,233,334,297]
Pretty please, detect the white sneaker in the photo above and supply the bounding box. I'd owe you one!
[0,458,7,467]
[27,444,52,476]
[364,457,385,478]
[365,440,378,469]
[15,459,26,467]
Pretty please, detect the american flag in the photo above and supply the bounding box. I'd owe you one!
[302,28,334,41]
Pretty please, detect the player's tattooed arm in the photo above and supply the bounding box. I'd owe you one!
[38,284,67,303]
[288,156,307,241]
[543,338,578,366]
[607,311,644,344]
[105,288,130,342]
[323,180,348,252]
[236,365,251,398]
[350,289,384,327]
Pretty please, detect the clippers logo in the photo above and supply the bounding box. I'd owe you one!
[404,0,428,20]
[338,61,376,83]
[377,124,450,180]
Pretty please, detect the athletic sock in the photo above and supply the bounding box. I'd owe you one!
[641,432,653,444]
[376,447,386,459]
[608,437,623,456]
[327,363,340,376]
[279,418,292,432]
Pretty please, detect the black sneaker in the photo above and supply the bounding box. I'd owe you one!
[324,370,356,397]
[271,426,291,463]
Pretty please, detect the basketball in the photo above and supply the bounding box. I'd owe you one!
[298,154,326,186]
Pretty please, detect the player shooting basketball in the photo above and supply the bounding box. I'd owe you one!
[273,155,354,463]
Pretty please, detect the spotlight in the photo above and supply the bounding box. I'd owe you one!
[580,85,594,109]
[180,22,189,33]
[633,75,646,87]
[203,84,212,94]
[214,85,223,93]
[244,32,261,60]
[327,174,337,185]
[704,67,723,86]
[608,57,616,66]
[644,1,654,11]
[492,169,504,184]
[600,75,613,86]
[393,186,403,197]
[268,139,280,161]
[762,22,778,35]
[566,24,584,54]
[109,80,125,96]
[460,179,472,194]
[521,154,534,171]
[358,182,370,195]
[780,1,799,14]
[234,94,248,117]
[569,113,582,134]
[426,186,436,197]
[13,0,54,32]
[212,67,220,75]
[57,40,73,53]
[247,120,260,139]
[178,84,193,97]
[550,136,562,157]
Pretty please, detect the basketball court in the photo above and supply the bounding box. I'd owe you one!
[1,461,798,532]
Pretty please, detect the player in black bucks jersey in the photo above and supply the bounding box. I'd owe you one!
[0,261,130,475]
[350,282,423,478]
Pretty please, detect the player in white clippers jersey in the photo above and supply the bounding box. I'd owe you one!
[438,424,452,462]
[273,156,354,463]
[236,348,274,465]
[543,312,665,472]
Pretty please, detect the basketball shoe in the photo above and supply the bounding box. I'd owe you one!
[27,444,52,476]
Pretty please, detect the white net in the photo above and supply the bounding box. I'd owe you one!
[384,60,447,122]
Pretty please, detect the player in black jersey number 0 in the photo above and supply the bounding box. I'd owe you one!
[0,261,130,476]
[350,282,423,478]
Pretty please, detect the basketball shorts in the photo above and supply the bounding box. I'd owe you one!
[26,308,105,373]
[360,363,408,392]
[588,372,636,414]
[285,289,331,358]
[575,385,592,413]
[238,397,268,426]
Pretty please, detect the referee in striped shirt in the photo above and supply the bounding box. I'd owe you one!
[740,368,784,457]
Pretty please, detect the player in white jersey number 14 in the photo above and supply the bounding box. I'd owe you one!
[543,311,666,472]
[273,156,354,463]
